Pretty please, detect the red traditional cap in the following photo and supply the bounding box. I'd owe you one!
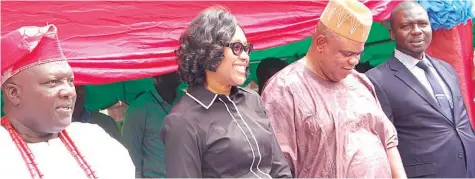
[1,24,67,85]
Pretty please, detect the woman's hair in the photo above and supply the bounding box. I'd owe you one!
[176,5,238,87]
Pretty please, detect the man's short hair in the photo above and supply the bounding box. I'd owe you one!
[256,57,288,82]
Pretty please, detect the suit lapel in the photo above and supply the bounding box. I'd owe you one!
[388,57,454,124]
[428,56,459,121]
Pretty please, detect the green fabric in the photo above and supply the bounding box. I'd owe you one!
[85,78,188,111]
[360,22,395,66]
[122,85,185,178]
[84,78,156,110]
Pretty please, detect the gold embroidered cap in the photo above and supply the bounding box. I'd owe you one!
[320,0,373,43]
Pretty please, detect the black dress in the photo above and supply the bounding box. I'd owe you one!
[160,86,291,178]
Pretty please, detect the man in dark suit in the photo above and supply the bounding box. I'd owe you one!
[366,1,475,178]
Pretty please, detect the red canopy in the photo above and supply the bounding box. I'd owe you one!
[1,1,398,85]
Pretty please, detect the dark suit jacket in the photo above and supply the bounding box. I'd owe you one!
[366,55,475,178]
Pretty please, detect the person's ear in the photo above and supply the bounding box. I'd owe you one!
[315,35,328,53]
[3,82,22,106]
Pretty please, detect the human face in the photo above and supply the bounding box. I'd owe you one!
[390,6,432,59]
[16,61,76,133]
[317,35,364,82]
[215,26,250,86]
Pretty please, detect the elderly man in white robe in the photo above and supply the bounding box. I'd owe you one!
[0,24,134,178]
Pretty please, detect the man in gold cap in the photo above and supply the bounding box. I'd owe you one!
[0,24,134,178]
[261,0,406,177]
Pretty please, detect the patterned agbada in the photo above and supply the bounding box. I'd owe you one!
[262,60,398,178]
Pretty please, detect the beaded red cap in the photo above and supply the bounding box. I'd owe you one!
[1,24,67,85]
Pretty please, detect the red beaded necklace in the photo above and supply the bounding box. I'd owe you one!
[1,116,97,179]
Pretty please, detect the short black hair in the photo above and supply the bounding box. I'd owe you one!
[389,1,426,29]
[175,5,238,87]
[256,57,288,94]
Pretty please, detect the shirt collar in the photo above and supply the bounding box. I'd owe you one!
[394,49,431,70]
[186,85,248,109]
[150,82,187,107]
[150,88,167,104]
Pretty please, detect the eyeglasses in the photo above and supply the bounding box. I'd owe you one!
[225,42,253,56]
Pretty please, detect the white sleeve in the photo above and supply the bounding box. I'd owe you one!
[67,123,135,178]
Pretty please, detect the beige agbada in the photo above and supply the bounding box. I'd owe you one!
[262,0,398,178]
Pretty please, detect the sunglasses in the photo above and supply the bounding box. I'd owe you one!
[225,42,253,56]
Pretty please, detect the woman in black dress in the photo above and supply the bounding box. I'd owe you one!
[160,5,291,178]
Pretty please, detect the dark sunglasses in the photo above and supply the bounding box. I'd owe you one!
[225,42,253,56]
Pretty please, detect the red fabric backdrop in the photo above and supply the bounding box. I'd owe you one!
[1,1,399,85]
[426,20,475,128]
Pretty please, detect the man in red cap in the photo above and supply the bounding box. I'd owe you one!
[0,24,134,178]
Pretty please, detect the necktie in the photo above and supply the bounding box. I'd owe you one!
[416,60,453,120]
